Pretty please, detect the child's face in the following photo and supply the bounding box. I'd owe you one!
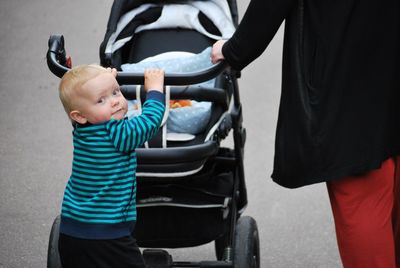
[72,72,128,124]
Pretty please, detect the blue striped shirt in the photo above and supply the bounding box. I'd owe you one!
[60,91,165,239]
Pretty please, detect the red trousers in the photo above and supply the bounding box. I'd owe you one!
[327,158,400,268]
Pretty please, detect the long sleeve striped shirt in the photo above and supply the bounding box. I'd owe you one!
[60,91,165,239]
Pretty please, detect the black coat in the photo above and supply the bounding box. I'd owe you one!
[223,0,400,188]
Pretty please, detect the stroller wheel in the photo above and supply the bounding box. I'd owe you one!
[233,216,260,268]
[47,215,62,268]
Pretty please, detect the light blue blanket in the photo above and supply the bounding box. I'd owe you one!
[121,47,215,88]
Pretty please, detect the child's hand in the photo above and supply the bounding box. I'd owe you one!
[144,69,164,93]
[106,67,118,77]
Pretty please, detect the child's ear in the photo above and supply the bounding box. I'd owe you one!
[69,110,88,124]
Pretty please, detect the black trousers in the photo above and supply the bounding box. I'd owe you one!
[58,233,146,268]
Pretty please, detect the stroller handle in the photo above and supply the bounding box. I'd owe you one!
[47,35,228,85]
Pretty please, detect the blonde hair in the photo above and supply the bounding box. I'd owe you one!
[59,64,108,114]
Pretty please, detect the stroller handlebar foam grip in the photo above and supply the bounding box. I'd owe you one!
[47,35,229,85]
[116,62,228,86]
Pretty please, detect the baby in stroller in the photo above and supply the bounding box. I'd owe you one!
[46,0,260,267]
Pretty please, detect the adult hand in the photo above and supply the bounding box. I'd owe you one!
[211,40,227,64]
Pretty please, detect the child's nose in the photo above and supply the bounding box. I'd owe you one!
[111,98,119,106]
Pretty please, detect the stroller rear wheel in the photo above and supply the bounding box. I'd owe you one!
[47,215,62,268]
[233,216,260,268]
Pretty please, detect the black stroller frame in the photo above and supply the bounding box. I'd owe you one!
[46,0,260,267]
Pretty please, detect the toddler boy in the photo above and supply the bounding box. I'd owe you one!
[57,64,165,268]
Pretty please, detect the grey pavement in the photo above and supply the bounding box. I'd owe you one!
[0,0,341,267]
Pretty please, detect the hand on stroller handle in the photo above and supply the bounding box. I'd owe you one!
[47,35,229,86]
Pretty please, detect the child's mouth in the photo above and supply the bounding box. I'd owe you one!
[112,108,124,117]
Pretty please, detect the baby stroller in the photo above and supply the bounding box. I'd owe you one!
[46,0,260,267]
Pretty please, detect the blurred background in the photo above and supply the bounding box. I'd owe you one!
[0,0,341,267]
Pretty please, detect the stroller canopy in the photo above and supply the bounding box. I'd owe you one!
[100,0,237,67]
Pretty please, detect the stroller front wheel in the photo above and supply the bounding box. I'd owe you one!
[233,216,260,268]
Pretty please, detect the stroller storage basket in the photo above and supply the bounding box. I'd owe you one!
[134,162,234,248]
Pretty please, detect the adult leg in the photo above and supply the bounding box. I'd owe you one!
[394,156,400,267]
[327,158,396,268]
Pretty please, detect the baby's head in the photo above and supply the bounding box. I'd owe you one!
[59,64,128,125]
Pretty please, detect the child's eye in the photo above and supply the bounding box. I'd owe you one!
[112,89,120,96]
[97,97,105,104]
